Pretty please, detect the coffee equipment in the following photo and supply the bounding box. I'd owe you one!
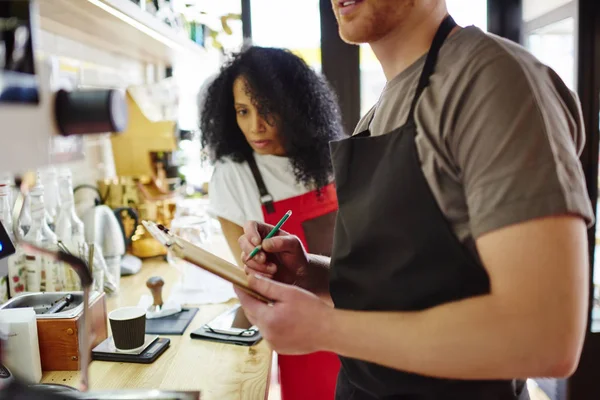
[81,202,138,284]
[99,176,177,259]
[73,185,142,277]
[0,0,126,396]
[0,3,128,174]
[0,291,109,373]
[0,1,205,399]
[102,83,180,259]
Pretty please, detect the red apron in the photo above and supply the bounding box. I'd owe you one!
[247,155,341,400]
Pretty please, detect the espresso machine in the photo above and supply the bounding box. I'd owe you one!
[0,1,197,399]
[100,82,180,260]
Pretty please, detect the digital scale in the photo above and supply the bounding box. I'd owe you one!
[91,334,170,364]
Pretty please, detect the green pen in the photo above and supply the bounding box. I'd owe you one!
[247,210,292,261]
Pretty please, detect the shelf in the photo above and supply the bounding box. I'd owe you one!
[37,0,207,65]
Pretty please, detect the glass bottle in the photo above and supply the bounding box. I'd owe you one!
[0,175,25,297]
[55,168,86,291]
[38,168,61,232]
[17,193,32,239]
[23,185,64,292]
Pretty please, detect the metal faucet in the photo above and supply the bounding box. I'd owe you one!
[20,242,94,391]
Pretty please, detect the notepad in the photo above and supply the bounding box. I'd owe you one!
[142,220,272,303]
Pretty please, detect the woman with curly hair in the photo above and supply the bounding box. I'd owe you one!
[201,45,344,400]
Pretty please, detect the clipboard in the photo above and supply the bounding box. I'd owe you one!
[142,220,272,303]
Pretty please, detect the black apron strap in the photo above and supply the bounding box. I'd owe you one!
[406,15,457,125]
[246,153,276,214]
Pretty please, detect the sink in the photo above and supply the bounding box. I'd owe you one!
[0,291,101,319]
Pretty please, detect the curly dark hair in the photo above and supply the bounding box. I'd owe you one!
[199,45,345,190]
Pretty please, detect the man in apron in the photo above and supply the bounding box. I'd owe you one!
[236,1,594,399]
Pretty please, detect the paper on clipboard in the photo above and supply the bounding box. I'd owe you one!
[142,220,272,303]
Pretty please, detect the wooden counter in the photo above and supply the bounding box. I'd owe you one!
[41,259,272,400]
[38,257,550,400]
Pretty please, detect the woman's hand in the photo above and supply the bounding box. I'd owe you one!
[238,221,309,285]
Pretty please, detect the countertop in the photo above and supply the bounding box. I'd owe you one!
[41,258,272,400]
[37,233,551,400]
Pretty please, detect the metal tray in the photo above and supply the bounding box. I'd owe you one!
[0,291,101,319]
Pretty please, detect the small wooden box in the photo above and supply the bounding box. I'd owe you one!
[37,292,108,371]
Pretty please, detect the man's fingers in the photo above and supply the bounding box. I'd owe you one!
[239,236,269,267]
[242,220,262,246]
[242,220,281,245]
[238,233,259,255]
[248,274,291,301]
[262,235,299,253]
[234,287,263,324]
[244,264,276,277]
[240,221,298,257]
[241,251,271,272]
[240,249,267,264]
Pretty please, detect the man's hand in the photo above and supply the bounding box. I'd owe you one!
[234,275,334,354]
[238,221,309,285]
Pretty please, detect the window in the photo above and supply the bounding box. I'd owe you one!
[524,17,576,90]
[250,0,321,72]
[359,46,384,117]
[177,0,243,187]
[523,0,573,22]
[523,1,595,333]
[359,0,488,116]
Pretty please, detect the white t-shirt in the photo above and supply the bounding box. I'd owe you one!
[207,153,310,227]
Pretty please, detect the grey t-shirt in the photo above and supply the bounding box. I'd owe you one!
[355,26,594,255]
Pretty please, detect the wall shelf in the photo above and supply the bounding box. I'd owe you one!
[37,0,206,65]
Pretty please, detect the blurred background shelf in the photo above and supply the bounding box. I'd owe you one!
[37,0,207,65]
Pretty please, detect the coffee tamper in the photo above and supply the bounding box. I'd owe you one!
[146,276,164,313]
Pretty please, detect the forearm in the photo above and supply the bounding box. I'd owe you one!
[297,254,332,301]
[218,218,245,267]
[322,294,579,380]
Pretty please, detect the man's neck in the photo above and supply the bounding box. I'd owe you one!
[370,4,450,82]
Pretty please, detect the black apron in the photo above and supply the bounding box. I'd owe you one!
[328,15,530,400]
